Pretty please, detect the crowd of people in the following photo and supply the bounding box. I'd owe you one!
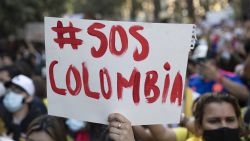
[0,16,250,141]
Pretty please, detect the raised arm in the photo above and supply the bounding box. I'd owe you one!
[133,126,155,141]
[200,61,249,101]
[147,125,176,141]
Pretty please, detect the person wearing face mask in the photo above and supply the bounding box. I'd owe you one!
[0,74,46,141]
[192,93,242,141]
[240,43,250,139]
[65,118,90,141]
[107,93,243,141]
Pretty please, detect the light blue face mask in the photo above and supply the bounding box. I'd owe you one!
[3,91,25,113]
[66,119,86,132]
[221,51,231,61]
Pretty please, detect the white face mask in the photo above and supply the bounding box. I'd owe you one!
[3,91,25,113]
[66,119,86,132]
[0,82,7,97]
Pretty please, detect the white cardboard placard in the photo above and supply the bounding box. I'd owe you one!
[45,17,194,125]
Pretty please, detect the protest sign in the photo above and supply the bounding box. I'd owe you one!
[45,17,195,125]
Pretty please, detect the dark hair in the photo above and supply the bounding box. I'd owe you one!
[14,60,33,77]
[27,115,67,141]
[33,76,47,99]
[194,93,241,127]
[244,39,250,55]
[243,55,250,80]
[0,65,20,79]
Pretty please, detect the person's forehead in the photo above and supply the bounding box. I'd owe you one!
[203,102,236,118]
[0,70,9,77]
[10,84,22,90]
[28,131,55,141]
[9,84,27,94]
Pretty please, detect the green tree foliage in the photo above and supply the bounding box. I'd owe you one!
[43,0,67,17]
[153,0,161,22]
[131,0,143,20]
[72,0,126,19]
[241,0,250,20]
[0,0,67,38]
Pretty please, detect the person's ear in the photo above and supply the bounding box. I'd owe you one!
[195,123,203,136]
[25,95,33,103]
[238,118,243,129]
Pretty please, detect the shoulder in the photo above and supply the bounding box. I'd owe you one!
[173,127,189,141]
[0,98,12,123]
[30,96,47,114]
[186,136,203,141]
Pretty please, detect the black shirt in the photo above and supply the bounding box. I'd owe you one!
[0,97,47,141]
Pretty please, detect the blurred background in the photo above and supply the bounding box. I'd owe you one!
[0,1,250,141]
[0,0,250,40]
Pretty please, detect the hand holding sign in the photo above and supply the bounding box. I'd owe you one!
[108,113,135,141]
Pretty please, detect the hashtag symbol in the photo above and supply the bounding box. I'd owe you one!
[51,21,83,49]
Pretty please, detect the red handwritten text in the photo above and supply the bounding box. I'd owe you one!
[52,21,83,49]
[87,23,149,61]
[49,60,183,106]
